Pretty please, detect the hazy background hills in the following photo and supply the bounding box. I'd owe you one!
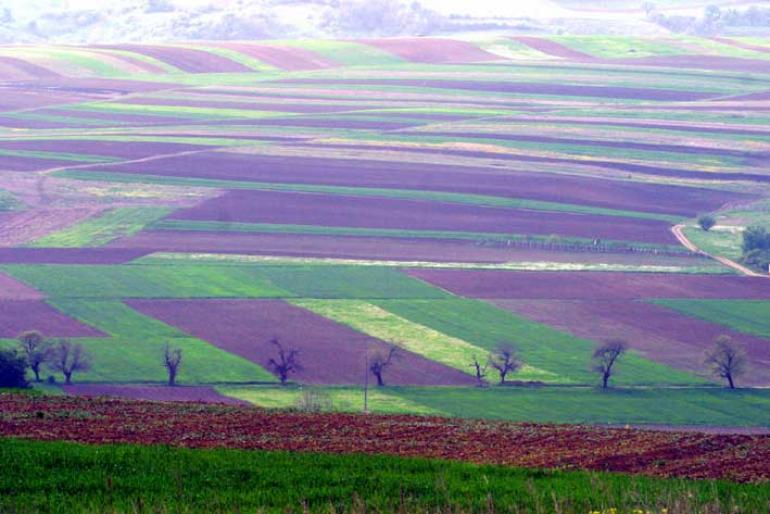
[0,0,769,43]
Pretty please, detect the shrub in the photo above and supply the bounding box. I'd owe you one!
[697,214,716,232]
[294,389,333,413]
[0,349,29,389]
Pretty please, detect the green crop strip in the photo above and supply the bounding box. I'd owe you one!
[219,385,441,414]
[28,207,172,248]
[652,299,770,339]
[0,190,23,212]
[373,299,705,386]
[0,264,451,301]
[0,264,291,300]
[139,252,727,274]
[290,299,557,380]
[392,386,770,426]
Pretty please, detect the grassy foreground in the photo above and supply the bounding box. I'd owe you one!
[1,438,769,514]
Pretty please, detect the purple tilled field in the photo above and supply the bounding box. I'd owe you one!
[362,38,503,64]
[282,78,720,102]
[0,248,149,265]
[511,36,594,60]
[128,299,475,386]
[83,151,745,216]
[495,299,770,386]
[0,273,43,300]
[212,42,337,70]
[0,140,205,160]
[0,300,103,338]
[166,189,677,244]
[110,231,709,265]
[93,44,252,73]
[407,270,770,300]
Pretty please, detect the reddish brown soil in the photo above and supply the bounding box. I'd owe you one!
[168,189,676,244]
[63,384,248,405]
[495,299,770,386]
[1,394,769,482]
[0,300,104,338]
[406,270,770,300]
[128,299,475,386]
[363,38,503,64]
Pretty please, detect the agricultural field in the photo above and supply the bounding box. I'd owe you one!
[2,34,770,433]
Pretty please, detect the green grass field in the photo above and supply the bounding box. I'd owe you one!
[217,384,770,427]
[0,299,274,384]
[373,299,705,386]
[2,439,768,514]
[653,299,770,338]
[0,190,22,211]
[28,207,172,248]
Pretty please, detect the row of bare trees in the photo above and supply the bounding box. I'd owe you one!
[589,335,748,390]
[7,329,749,390]
[18,331,91,385]
[266,337,404,387]
[266,333,749,390]
[13,330,185,387]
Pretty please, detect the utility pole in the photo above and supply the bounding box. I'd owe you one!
[363,339,369,414]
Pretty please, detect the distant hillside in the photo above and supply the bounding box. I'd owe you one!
[1,0,770,44]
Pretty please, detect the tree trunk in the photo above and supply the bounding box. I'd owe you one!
[64,372,72,385]
[374,372,384,387]
[499,371,506,385]
[602,373,609,389]
[168,370,176,387]
[32,366,41,383]
[727,374,735,389]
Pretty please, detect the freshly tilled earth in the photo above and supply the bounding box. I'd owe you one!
[1,393,768,483]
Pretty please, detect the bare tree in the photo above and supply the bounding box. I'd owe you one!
[163,344,183,387]
[704,335,747,389]
[470,355,488,387]
[49,339,91,385]
[593,340,627,389]
[488,344,521,385]
[369,345,399,387]
[17,330,51,382]
[266,337,302,385]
